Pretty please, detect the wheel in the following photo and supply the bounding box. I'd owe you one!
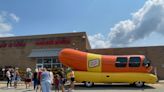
[84,81,94,87]
[134,81,144,87]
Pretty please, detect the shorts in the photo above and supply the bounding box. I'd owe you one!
[60,78,66,85]
[71,77,75,82]
[25,79,31,82]
[55,84,60,89]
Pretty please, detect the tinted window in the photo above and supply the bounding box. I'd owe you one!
[115,57,127,67]
[129,57,141,67]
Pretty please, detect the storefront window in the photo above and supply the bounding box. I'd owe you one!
[36,57,62,69]
[43,64,51,68]
[52,58,57,63]
[37,58,43,64]
[43,58,52,64]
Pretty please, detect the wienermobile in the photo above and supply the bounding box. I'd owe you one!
[59,48,157,87]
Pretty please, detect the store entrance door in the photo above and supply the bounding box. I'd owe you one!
[36,64,43,69]
[36,57,62,69]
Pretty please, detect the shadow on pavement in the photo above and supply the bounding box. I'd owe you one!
[74,83,155,91]
[0,87,16,90]
[0,83,156,92]
[21,89,33,92]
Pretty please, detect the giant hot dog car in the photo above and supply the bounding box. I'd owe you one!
[59,48,157,87]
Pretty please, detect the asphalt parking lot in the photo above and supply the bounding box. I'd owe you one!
[0,82,164,92]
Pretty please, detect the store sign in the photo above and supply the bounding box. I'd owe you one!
[35,39,71,46]
[0,37,71,48]
[0,43,26,48]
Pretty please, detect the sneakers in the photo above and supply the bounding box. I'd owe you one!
[7,86,15,89]
[7,87,11,88]
[66,88,74,92]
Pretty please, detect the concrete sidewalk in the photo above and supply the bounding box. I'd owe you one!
[0,80,164,84]
[0,81,164,92]
[0,81,24,84]
[158,80,164,84]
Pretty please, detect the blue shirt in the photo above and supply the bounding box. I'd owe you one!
[41,71,51,82]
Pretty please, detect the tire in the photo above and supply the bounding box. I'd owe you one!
[84,81,94,87]
[134,81,144,87]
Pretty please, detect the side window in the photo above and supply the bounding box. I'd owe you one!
[115,57,127,67]
[129,57,141,67]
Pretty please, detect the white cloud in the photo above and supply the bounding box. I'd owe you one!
[72,30,77,32]
[0,23,12,33]
[129,32,164,47]
[10,13,20,22]
[89,0,164,48]
[88,33,110,48]
[0,11,19,37]
[108,0,164,47]
[0,33,14,37]
[0,12,6,22]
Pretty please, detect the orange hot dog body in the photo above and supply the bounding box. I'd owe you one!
[59,48,152,73]
[59,48,87,71]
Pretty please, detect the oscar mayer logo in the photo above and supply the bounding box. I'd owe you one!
[88,59,100,68]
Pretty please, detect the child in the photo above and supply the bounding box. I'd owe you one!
[54,74,60,92]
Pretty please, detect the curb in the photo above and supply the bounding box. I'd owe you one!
[158,81,164,84]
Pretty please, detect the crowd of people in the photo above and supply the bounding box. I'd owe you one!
[5,67,75,92]
[6,67,20,88]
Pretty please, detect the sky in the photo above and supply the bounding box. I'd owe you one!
[0,0,164,48]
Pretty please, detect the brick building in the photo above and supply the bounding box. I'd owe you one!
[0,32,90,70]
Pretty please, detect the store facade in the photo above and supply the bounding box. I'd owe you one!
[0,32,90,70]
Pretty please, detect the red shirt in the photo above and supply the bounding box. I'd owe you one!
[38,71,42,81]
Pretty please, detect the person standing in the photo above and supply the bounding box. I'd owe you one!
[14,68,20,88]
[25,68,33,89]
[6,68,12,88]
[69,70,75,90]
[54,74,60,92]
[48,69,54,85]
[10,68,15,87]
[33,68,38,90]
[37,68,42,92]
[58,68,66,92]
[41,68,51,92]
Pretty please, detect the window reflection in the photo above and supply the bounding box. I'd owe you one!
[36,57,62,68]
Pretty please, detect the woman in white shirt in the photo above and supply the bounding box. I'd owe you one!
[6,68,11,88]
